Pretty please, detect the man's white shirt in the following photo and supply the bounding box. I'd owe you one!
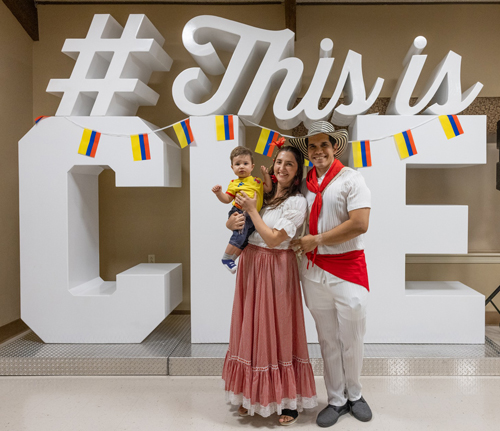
[300,167,371,282]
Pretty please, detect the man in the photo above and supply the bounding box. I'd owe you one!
[290,121,372,428]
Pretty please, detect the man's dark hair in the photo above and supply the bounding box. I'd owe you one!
[305,135,337,147]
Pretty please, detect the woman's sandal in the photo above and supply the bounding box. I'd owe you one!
[238,406,249,417]
[279,409,299,426]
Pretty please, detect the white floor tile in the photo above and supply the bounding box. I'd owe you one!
[0,376,499,430]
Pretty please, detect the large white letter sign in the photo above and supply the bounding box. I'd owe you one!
[173,16,298,123]
[189,116,246,343]
[281,48,384,128]
[19,117,182,343]
[349,115,486,343]
[173,16,383,129]
[387,37,483,116]
[47,14,172,116]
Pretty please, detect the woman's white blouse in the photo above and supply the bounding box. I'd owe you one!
[248,194,308,250]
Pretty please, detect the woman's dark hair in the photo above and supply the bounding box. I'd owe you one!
[264,146,304,210]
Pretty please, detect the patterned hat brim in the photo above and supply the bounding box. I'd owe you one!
[288,129,349,163]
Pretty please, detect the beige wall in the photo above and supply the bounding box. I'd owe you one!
[26,4,500,313]
[296,5,500,98]
[0,2,33,326]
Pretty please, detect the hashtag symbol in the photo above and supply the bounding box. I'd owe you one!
[47,14,172,116]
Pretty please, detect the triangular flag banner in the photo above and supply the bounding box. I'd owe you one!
[255,128,278,157]
[78,129,101,158]
[304,159,313,167]
[131,134,151,161]
[352,140,372,168]
[215,115,234,141]
[439,115,464,139]
[35,115,48,124]
[394,130,417,159]
[173,119,194,148]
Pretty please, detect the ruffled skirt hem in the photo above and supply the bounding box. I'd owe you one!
[222,353,317,417]
[225,391,318,417]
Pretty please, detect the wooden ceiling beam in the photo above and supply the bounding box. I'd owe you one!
[2,0,39,41]
[285,0,296,38]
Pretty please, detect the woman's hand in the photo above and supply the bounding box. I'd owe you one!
[235,191,258,213]
[226,212,245,231]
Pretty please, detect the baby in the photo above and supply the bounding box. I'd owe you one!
[212,147,272,273]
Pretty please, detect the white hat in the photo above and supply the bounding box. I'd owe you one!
[288,121,349,161]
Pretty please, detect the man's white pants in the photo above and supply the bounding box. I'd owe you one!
[302,271,369,407]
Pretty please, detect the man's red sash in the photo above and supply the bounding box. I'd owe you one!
[305,250,369,291]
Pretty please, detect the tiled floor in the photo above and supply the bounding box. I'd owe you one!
[486,325,500,346]
[2,319,500,377]
[0,375,499,430]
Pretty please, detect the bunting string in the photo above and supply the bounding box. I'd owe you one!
[33,114,465,165]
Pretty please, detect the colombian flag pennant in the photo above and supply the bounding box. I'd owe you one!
[131,134,151,161]
[173,119,194,148]
[304,159,313,167]
[439,115,464,140]
[394,130,417,159]
[34,115,48,124]
[215,115,234,141]
[352,140,372,168]
[255,128,279,157]
[78,129,101,158]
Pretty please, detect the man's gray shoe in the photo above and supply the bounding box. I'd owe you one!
[349,396,372,422]
[316,402,350,427]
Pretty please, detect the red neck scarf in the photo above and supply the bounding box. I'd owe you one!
[306,159,344,266]
[307,159,344,236]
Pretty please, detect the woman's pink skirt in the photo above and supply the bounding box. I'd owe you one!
[222,244,317,417]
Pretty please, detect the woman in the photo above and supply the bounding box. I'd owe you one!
[222,146,317,426]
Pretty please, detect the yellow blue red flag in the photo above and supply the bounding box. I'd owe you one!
[394,130,417,160]
[352,140,372,168]
[255,129,278,157]
[215,115,235,141]
[439,115,464,140]
[78,129,101,158]
[173,119,195,148]
[34,116,48,125]
[131,134,151,161]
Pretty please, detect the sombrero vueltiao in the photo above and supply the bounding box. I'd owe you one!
[288,121,349,162]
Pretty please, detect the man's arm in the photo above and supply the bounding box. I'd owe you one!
[291,208,370,253]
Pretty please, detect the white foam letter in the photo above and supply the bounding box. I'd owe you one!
[387,36,483,115]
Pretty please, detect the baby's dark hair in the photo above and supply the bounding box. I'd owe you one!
[230,146,254,164]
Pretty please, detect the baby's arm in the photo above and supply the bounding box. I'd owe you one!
[212,185,233,204]
[261,166,273,193]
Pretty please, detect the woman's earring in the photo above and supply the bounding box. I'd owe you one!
[294,178,300,186]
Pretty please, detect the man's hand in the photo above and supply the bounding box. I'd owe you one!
[290,234,319,254]
[212,185,222,194]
